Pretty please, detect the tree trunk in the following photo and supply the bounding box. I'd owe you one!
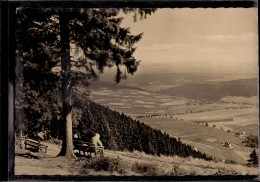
[58,12,76,158]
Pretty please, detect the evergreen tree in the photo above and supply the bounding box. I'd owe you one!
[247,149,258,166]
[16,8,212,161]
[16,8,155,157]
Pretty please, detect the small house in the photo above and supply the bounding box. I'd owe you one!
[223,141,233,148]
[235,131,246,138]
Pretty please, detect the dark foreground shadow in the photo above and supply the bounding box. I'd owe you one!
[13,174,259,181]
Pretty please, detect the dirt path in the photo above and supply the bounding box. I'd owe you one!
[15,141,82,175]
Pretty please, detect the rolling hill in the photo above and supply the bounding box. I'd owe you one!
[157,78,258,101]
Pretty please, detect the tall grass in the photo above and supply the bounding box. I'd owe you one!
[131,162,159,175]
[81,156,160,175]
[79,150,258,176]
[81,156,127,175]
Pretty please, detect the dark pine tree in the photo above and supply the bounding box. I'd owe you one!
[16,8,155,158]
[248,149,258,166]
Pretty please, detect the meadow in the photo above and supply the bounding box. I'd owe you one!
[139,118,254,164]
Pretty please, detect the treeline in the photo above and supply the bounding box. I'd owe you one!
[73,96,212,161]
[20,89,212,161]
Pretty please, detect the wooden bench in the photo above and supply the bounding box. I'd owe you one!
[73,139,104,157]
[24,137,48,153]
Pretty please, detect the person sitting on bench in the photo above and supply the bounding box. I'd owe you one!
[91,133,104,156]
[73,133,79,139]
[36,130,46,141]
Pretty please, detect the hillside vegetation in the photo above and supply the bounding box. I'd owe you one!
[73,98,212,160]
[23,90,212,161]
[157,78,258,101]
[15,142,258,176]
[82,150,258,176]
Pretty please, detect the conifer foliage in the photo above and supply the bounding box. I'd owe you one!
[247,149,258,166]
[16,8,154,157]
[72,95,213,161]
[16,8,210,161]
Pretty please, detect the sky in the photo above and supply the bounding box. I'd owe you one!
[117,8,258,76]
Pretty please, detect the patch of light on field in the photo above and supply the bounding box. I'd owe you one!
[94,99,107,102]
[142,105,157,108]
[108,103,125,106]
[135,100,155,104]
[91,91,112,95]
[129,95,145,98]
[205,138,217,142]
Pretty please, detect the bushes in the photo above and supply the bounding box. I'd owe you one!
[225,159,238,165]
[131,162,159,176]
[243,135,258,148]
[82,156,126,174]
[171,165,187,176]
[81,156,160,175]
[79,152,258,176]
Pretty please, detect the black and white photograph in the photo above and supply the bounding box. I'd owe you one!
[12,4,258,178]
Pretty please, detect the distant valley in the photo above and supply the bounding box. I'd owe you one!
[82,73,258,164]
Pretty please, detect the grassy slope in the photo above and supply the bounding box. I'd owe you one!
[15,141,258,176]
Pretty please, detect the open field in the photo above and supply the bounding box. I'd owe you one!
[220,96,258,105]
[177,107,258,132]
[88,88,257,117]
[138,118,255,164]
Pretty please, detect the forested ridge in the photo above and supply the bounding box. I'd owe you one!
[22,89,212,161]
[77,100,212,160]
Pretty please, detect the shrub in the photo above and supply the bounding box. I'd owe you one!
[131,162,159,176]
[82,156,126,174]
[168,165,186,176]
[243,135,258,148]
[225,159,238,165]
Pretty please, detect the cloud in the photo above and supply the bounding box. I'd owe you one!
[138,43,196,51]
[204,33,257,42]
